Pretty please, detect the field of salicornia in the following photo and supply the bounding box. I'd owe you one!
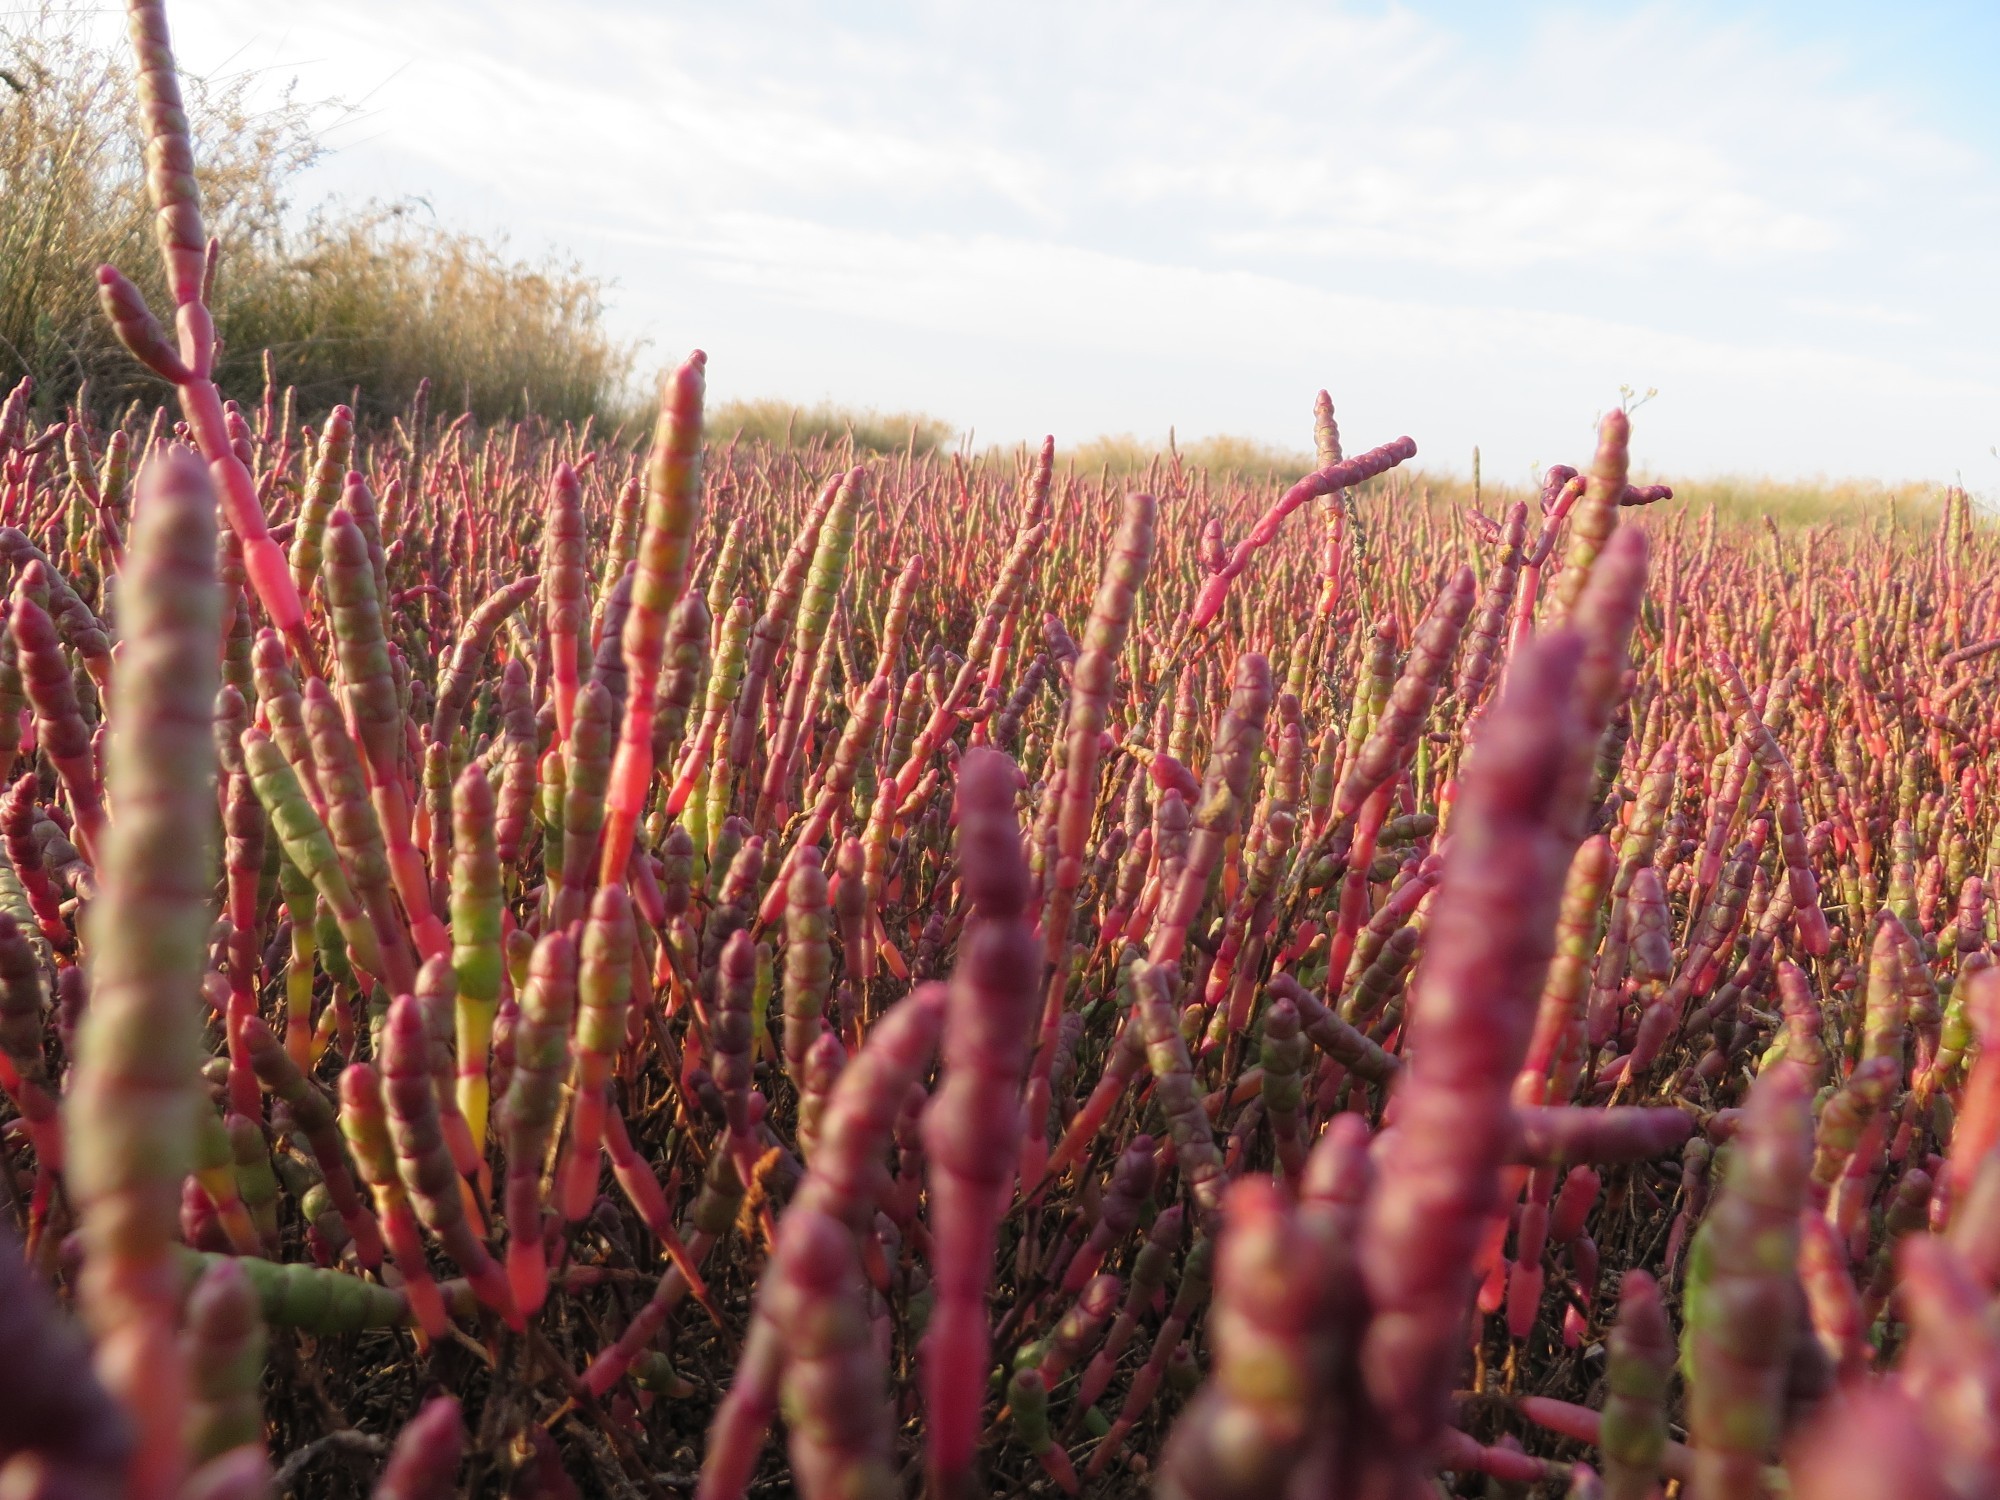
[5,4,2000,1500]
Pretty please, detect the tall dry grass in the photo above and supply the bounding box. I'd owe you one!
[1658,474,1942,530]
[1063,430,1312,482]
[1450,470,1945,533]
[707,397,960,457]
[0,2,633,423]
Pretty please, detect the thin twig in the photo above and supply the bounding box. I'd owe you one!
[272,1428,388,1494]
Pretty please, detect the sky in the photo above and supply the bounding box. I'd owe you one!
[102,1,2000,487]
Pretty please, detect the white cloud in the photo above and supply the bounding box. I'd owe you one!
[1784,299,1929,329]
[116,1,2000,485]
